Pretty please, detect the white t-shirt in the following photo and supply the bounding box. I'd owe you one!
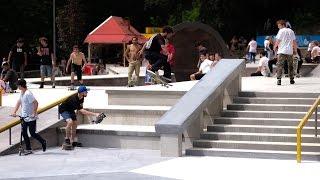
[311,46,320,58]
[258,56,270,76]
[199,59,213,74]
[276,27,296,55]
[20,90,36,122]
[248,40,257,53]
[264,40,270,51]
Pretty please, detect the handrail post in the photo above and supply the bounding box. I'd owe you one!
[297,128,302,163]
[315,107,318,137]
[9,128,11,145]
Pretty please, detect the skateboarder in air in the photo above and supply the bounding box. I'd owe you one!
[66,45,87,90]
[139,26,174,82]
[58,85,100,148]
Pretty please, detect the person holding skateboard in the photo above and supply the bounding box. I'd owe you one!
[11,79,46,155]
[58,85,100,149]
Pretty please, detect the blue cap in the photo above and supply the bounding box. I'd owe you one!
[78,85,89,93]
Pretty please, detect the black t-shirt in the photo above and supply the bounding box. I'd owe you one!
[2,69,18,85]
[146,34,165,53]
[58,94,84,113]
[39,45,53,65]
[10,45,27,65]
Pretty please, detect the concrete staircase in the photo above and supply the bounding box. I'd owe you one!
[186,92,320,160]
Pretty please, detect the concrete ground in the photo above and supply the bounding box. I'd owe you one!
[0,147,320,180]
[1,74,320,179]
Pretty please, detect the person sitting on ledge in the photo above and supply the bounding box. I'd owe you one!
[251,51,271,77]
[190,52,213,80]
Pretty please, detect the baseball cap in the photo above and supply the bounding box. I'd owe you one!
[1,61,9,67]
[78,85,89,93]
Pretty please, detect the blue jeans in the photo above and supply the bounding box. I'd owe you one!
[249,52,256,63]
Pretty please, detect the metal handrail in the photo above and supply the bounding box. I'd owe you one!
[296,95,320,163]
[0,92,76,145]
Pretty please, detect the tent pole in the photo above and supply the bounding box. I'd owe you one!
[123,43,126,67]
[88,43,91,63]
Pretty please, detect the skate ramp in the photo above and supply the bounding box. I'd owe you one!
[171,22,231,81]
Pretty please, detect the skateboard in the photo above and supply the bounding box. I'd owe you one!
[62,143,74,150]
[68,85,76,91]
[146,70,172,88]
[92,113,106,124]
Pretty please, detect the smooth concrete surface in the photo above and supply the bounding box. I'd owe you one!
[1,147,320,180]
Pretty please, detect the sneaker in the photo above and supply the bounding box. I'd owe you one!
[42,140,47,152]
[284,74,289,77]
[277,79,281,85]
[296,74,301,78]
[23,150,33,155]
[290,79,295,84]
[65,138,71,145]
[72,142,82,147]
[39,83,44,89]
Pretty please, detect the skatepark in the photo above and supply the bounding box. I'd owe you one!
[1,58,320,179]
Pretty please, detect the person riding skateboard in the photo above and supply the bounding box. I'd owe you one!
[58,85,100,148]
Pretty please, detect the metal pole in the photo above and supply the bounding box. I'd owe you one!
[53,0,56,60]
[9,128,11,145]
[315,107,318,137]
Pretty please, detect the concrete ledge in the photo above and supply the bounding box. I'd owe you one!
[58,124,160,150]
[106,89,186,106]
[84,106,171,126]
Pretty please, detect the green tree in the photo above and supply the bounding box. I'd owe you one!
[56,0,86,58]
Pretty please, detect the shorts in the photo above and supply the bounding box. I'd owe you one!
[40,65,52,77]
[60,111,77,121]
[71,64,82,81]
[195,73,205,80]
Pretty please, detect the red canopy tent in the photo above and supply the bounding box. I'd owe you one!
[84,16,147,66]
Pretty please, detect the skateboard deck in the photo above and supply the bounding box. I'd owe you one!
[146,70,172,88]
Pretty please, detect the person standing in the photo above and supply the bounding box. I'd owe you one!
[274,19,297,85]
[264,36,272,58]
[58,85,100,147]
[247,38,257,63]
[125,37,142,87]
[11,79,46,155]
[37,37,56,88]
[139,26,174,82]
[8,38,27,79]
[66,45,87,90]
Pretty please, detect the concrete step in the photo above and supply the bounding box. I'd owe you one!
[213,117,316,127]
[207,124,317,134]
[239,91,319,98]
[58,124,160,150]
[221,110,315,119]
[106,89,186,106]
[233,97,316,104]
[192,139,320,152]
[84,105,171,126]
[227,104,311,112]
[185,148,320,161]
[200,132,320,143]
